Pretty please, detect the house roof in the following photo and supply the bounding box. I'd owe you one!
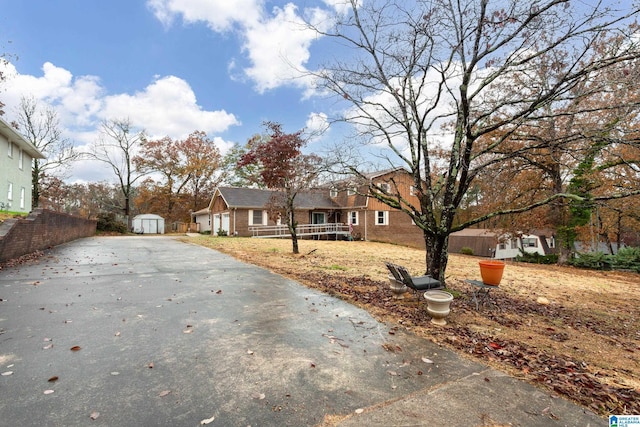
[0,117,46,159]
[214,187,341,210]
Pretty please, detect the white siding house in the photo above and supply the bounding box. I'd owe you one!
[0,117,45,213]
[191,207,211,232]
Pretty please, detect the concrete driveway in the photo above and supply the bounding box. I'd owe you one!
[0,236,603,426]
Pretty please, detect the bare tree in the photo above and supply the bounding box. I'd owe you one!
[312,0,640,283]
[15,96,81,207]
[90,118,146,228]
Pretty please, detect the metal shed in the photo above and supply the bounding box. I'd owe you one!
[132,214,165,234]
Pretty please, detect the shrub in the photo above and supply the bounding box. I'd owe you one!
[516,251,558,264]
[96,213,128,233]
[611,247,640,272]
[217,228,228,236]
[568,251,613,270]
[460,247,474,255]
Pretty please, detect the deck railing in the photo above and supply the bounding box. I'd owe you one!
[249,223,350,238]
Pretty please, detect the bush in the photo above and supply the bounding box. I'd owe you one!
[217,228,228,237]
[516,251,558,264]
[460,247,474,255]
[611,247,640,272]
[96,213,128,233]
[568,251,613,270]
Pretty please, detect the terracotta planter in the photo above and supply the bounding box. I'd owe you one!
[423,290,454,325]
[479,260,505,286]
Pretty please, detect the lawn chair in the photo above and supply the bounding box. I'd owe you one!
[386,263,443,298]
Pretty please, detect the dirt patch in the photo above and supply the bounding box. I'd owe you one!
[186,236,639,416]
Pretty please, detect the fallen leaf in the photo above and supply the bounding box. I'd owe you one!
[215,290,222,294]
[183,328,193,334]
[355,408,364,414]
[1,371,13,376]
[251,392,266,400]
[111,372,120,376]
[148,362,154,369]
[114,331,121,337]
[421,357,433,364]
[43,338,51,342]
[48,376,59,382]
[43,344,53,350]
[200,415,215,425]
[70,346,81,352]
[387,370,398,376]
[159,390,171,397]
[247,350,254,355]
[44,389,54,395]
[90,411,100,420]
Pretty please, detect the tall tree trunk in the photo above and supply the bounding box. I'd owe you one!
[425,232,450,286]
[32,160,40,208]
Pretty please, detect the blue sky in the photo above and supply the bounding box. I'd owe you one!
[0,0,346,182]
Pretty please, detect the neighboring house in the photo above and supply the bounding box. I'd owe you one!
[191,207,211,232]
[0,117,45,213]
[448,229,555,259]
[132,214,165,234]
[206,168,427,247]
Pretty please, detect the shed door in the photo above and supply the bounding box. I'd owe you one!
[145,219,158,234]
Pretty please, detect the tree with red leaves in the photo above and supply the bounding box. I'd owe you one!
[238,122,323,254]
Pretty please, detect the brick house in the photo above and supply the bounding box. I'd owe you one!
[0,117,45,213]
[204,168,426,247]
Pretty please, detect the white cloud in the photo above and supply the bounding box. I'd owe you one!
[101,75,240,139]
[304,111,329,142]
[146,0,331,94]
[0,61,240,182]
[147,0,263,31]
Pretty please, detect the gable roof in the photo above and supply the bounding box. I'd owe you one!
[0,117,46,159]
[213,187,341,210]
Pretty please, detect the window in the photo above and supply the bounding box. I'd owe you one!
[8,141,13,158]
[312,212,326,224]
[20,187,25,209]
[378,182,390,193]
[19,149,24,170]
[498,243,506,250]
[7,182,13,200]
[522,237,537,248]
[375,210,389,225]
[349,211,358,225]
[330,188,337,198]
[347,186,356,196]
[249,209,266,226]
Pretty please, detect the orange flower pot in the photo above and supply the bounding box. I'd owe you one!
[479,260,505,286]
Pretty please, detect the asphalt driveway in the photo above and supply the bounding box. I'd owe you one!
[0,236,603,426]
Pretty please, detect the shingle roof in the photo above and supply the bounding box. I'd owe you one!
[216,187,340,210]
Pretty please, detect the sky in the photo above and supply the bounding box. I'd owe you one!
[0,0,348,183]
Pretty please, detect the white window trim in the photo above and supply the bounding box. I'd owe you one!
[18,149,24,170]
[375,210,389,225]
[248,209,267,226]
[20,187,25,209]
[8,141,13,158]
[349,211,359,225]
[330,188,337,198]
[347,186,356,196]
[7,182,13,201]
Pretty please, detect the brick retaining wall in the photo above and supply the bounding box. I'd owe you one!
[0,209,97,263]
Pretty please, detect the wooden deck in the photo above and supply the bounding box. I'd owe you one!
[249,223,351,239]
